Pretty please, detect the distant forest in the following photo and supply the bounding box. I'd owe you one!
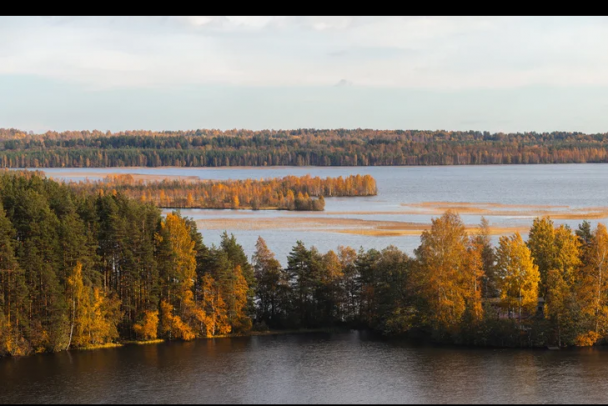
[1,128,608,168]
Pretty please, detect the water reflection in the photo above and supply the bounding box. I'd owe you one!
[3,332,608,403]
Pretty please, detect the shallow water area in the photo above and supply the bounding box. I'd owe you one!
[35,164,608,264]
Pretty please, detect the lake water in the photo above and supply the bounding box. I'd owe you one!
[36,164,608,264]
[2,330,608,404]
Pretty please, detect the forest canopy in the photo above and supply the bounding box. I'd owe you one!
[1,171,608,357]
[1,128,607,167]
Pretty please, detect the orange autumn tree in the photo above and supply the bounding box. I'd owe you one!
[65,262,122,349]
[200,274,231,337]
[465,230,486,324]
[544,224,582,347]
[133,310,159,341]
[575,223,608,346]
[68,174,376,211]
[159,300,194,341]
[65,262,90,349]
[89,287,122,346]
[495,232,540,324]
[157,212,204,341]
[413,211,484,335]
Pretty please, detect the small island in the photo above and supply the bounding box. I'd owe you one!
[66,173,377,211]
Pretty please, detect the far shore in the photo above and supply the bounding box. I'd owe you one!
[16,162,608,172]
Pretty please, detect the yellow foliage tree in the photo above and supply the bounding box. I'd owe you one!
[65,262,91,349]
[0,312,29,356]
[133,310,159,340]
[159,212,202,339]
[495,232,540,324]
[89,288,122,345]
[465,237,485,323]
[575,223,608,345]
[65,261,122,350]
[201,274,231,337]
[413,211,479,333]
[544,225,581,346]
[160,300,195,341]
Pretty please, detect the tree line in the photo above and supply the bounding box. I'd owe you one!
[253,213,608,348]
[0,170,258,356]
[2,128,608,167]
[65,173,377,211]
[2,171,608,357]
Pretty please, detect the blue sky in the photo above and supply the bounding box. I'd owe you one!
[1,16,608,133]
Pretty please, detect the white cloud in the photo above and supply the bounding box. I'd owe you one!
[1,16,608,90]
[335,79,353,87]
[182,16,216,27]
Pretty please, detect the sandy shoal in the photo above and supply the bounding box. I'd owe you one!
[195,217,529,236]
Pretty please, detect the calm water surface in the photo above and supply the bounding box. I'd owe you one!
[1,331,608,404]
[36,165,608,265]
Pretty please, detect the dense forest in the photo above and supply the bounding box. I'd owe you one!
[2,128,608,167]
[66,173,377,211]
[2,171,608,356]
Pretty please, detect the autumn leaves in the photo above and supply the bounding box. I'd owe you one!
[411,212,539,338]
[60,212,253,346]
[0,171,259,357]
[138,213,250,342]
[70,173,377,211]
[413,211,487,333]
[370,211,608,348]
[415,212,608,347]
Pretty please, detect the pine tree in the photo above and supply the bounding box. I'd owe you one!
[252,237,289,327]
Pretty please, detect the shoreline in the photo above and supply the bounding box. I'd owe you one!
[0,329,344,358]
[13,162,608,172]
[5,326,604,359]
[61,328,345,356]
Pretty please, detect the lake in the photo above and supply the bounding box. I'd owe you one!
[2,331,608,403]
[36,164,608,265]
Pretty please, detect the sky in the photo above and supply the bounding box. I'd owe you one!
[1,16,608,133]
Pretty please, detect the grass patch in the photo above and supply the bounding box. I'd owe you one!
[79,342,123,351]
[123,339,165,345]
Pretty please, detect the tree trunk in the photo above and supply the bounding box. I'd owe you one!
[66,298,75,350]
